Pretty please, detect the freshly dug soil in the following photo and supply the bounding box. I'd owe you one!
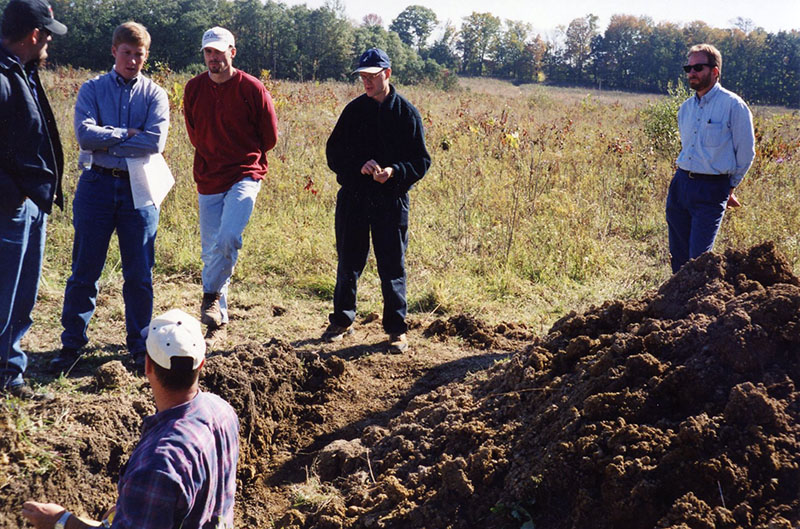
[299,242,800,529]
[1,242,798,529]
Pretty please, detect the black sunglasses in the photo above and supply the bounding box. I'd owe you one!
[683,63,712,73]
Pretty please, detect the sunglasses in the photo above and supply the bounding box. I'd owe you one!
[359,69,385,80]
[683,63,712,73]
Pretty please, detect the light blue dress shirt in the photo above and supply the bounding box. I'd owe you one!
[676,82,755,188]
[73,70,169,170]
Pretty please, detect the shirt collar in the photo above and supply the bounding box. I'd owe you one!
[695,81,720,104]
[112,69,140,86]
[141,392,201,433]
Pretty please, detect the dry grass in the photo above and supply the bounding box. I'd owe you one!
[31,69,800,344]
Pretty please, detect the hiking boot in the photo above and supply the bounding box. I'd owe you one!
[388,333,408,354]
[201,292,223,328]
[49,347,82,374]
[321,323,353,343]
[5,381,54,401]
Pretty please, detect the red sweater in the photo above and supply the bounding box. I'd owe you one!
[184,70,278,195]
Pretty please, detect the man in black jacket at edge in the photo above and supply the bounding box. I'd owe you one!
[323,48,431,354]
[0,0,66,400]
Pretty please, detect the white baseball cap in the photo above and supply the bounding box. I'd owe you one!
[145,309,206,370]
[201,26,235,52]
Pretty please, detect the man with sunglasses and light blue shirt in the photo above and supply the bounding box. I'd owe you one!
[666,43,755,273]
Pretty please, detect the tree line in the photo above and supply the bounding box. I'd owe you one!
[4,0,797,107]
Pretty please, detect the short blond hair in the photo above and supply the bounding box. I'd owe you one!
[688,43,722,79]
[112,21,151,50]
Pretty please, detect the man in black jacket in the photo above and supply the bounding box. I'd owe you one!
[323,48,431,353]
[0,0,66,399]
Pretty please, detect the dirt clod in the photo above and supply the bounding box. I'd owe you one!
[94,360,131,390]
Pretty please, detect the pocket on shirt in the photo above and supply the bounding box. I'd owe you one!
[701,122,724,147]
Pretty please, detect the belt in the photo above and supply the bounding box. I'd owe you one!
[678,168,728,181]
[91,164,129,178]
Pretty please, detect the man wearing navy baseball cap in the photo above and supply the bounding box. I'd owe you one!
[0,0,66,400]
[323,48,431,353]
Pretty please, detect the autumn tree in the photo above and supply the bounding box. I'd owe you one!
[563,14,599,82]
[458,11,501,75]
[389,5,437,51]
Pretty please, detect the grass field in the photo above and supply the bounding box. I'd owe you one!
[37,68,800,336]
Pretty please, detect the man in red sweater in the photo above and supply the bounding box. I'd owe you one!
[183,27,278,330]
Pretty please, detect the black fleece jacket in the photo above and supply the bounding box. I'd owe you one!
[0,45,63,214]
[326,84,430,196]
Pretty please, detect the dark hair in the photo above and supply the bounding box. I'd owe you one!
[2,15,36,43]
[151,356,200,391]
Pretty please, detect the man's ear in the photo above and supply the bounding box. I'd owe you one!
[384,67,392,80]
[28,28,42,45]
[230,47,237,59]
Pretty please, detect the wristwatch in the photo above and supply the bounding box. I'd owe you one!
[55,511,71,529]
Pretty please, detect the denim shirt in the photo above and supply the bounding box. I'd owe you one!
[74,69,169,171]
[676,82,755,188]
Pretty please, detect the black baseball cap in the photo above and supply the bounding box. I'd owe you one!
[353,48,391,74]
[3,0,67,36]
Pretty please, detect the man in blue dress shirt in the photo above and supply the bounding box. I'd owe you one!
[666,43,755,273]
[50,22,169,373]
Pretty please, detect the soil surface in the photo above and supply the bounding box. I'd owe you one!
[1,242,799,529]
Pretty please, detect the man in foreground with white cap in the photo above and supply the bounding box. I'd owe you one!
[184,26,278,333]
[21,309,240,529]
[323,48,431,353]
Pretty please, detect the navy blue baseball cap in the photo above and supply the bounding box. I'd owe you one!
[2,0,67,36]
[353,48,391,74]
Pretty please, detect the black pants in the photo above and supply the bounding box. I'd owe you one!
[330,188,409,334]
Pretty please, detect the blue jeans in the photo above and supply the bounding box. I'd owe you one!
[61,169,158,353]
[330,189,409,335]
[198,178,261,323]
[0,199,46,388]
[666,168,730,273]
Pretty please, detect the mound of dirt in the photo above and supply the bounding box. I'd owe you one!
[198,339,347,526]
[0,391,153,527]
[3,243,798,529]
[424,314,533,349]
[300,242,800,529]
[0,339,345,528]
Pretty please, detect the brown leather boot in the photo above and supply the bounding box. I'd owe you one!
[200,292,223,328]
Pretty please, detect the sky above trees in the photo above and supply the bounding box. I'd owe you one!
[283,0,799,36]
